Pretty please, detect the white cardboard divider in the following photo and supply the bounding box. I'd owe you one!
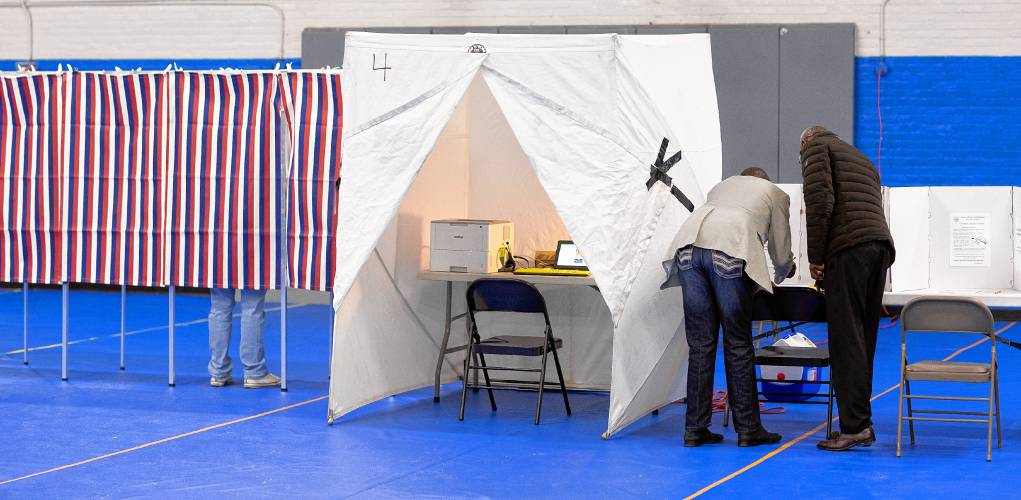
[886,186,1021,307]
[772,184,815,287]
[889,187,931,292]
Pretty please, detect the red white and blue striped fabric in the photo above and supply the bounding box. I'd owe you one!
[165,71,283,290]
[0,73,64,284]
[62,71,167,286]
[280,71,342,291]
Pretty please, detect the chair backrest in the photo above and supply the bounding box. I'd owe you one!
[901,296,995,336]
[466,278,549,317]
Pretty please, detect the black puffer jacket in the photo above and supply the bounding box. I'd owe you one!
[800,129,895,265]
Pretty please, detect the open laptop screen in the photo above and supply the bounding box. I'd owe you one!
[554,241,588,270]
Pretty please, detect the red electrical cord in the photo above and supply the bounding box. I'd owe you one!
[880,315,900,329]
[709,390,786,415]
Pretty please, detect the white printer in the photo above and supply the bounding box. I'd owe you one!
[430,219,514,273]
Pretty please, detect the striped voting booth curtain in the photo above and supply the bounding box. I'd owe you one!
[62,72,167,286]
[281,71,342,291]
[165,71,283,290]
[0,73,64,284]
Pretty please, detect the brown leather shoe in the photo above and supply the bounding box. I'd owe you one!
[817,427,876,451]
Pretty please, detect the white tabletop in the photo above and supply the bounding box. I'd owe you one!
[418,270,597,287]
[883,288,1021,308]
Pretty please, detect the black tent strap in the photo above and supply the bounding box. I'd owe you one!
[670,185,695,212]
[645,137,694,212]
[646,166,671,189]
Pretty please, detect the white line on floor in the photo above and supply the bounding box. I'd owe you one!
[3,302,314,355]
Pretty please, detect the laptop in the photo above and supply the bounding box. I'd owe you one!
[513,240,590,276]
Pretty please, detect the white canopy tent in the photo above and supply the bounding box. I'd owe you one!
[328,32,721,438]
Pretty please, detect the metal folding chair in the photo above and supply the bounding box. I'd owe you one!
[897,296,1001,461]
[724,287,833,436]
[458,278,571,425]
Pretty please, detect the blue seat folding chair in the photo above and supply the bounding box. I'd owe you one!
[459,278,571,425]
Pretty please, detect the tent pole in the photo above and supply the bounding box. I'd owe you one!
[168,285,175,387]
[61,282,68,381]
[120,284,126,370]
[22,282,28,365]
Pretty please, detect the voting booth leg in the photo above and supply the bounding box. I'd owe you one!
[328,291,334,380]
[826,376,834,438]
[168,286,175,387]
[120,285,126,370]
[22,282,28,365]
[435,281,453,402]
[281,286,288,392]
[61,282,68,381]
[277,112,289,393]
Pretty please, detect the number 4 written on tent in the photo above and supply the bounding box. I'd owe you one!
[373,53,392,81]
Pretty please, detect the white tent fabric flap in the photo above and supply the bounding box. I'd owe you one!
[619,35,722,196]
[329,32,720,438]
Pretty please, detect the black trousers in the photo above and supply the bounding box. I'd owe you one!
[824,241,892,434]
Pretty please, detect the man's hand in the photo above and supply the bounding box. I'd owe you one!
[786,262,797,279]
[810,263,825,281]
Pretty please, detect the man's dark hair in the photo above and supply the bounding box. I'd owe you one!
[740,166,770,181]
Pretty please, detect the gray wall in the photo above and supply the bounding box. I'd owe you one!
[302,24,854,184]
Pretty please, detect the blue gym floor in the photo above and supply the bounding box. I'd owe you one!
[1,286,1018,498]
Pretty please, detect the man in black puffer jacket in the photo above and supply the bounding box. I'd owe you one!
[800,126,896,452]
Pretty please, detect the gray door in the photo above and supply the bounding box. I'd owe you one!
[301,27,431,68]
[778,24,855,183]
[708,26,780,180]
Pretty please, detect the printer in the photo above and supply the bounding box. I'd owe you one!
[430,219,514,273]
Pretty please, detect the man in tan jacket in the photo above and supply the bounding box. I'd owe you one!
[663,167,796,447]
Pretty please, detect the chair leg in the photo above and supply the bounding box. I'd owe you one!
[477,352,497,411]
[905,379,915,445]
[535,346,550,425]
[988,373,996,461]
[459,341,475,421]
[471,351,481,392]
[722,397,730,428]
[826,378,834,438]
[549,341,571,416]
[995,371,1002,448]
[896,376,905,458]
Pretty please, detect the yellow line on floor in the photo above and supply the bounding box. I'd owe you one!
[0,395,328,486]
[684,321,1016,499]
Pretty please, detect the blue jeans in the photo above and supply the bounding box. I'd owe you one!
[208,288,269,379]
[676,246,761,434]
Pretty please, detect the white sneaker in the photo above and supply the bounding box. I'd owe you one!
[244,373,281,388]
[210,375,233,387]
